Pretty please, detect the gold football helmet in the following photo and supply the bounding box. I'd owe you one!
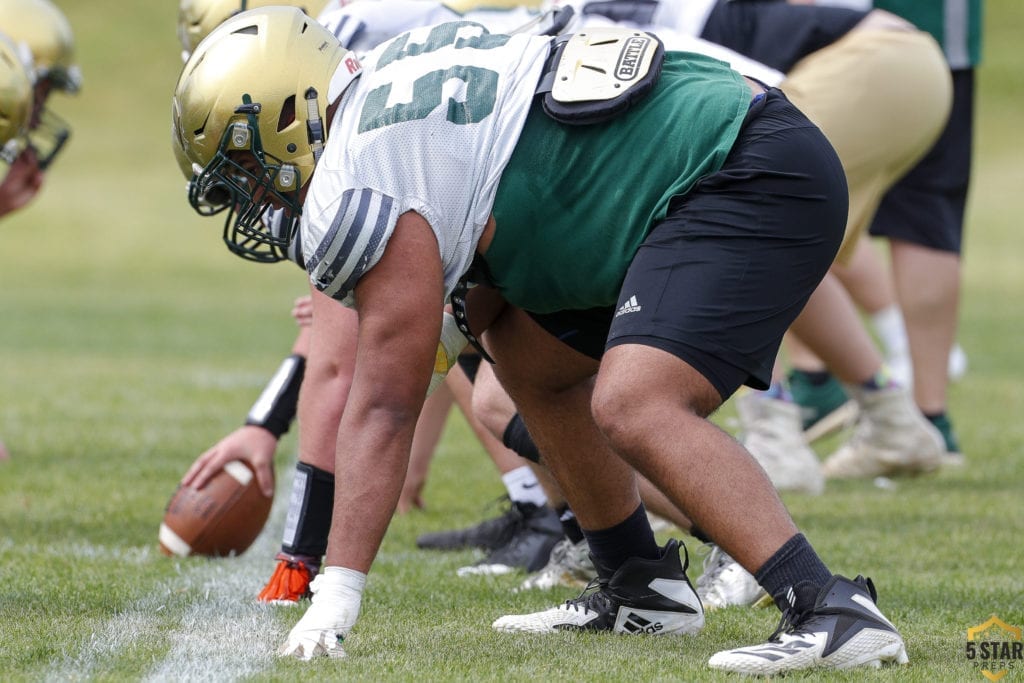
[172,6,360,262]
[0,0,80,169]
[0,33,31,151]
[0,0,81,93]
[178,0,328,59]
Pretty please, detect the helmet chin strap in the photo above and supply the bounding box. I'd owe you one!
[304,88,325,163]
[309,52,362,161]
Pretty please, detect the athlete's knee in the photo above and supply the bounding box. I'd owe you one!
[471,374,513,441]
[590,377,650,448]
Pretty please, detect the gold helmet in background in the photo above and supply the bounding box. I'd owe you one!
[0,33,31,151]
[0,0,80,93]
[172,6,359,263]
[0,0,79,169]
[177,0,328,58]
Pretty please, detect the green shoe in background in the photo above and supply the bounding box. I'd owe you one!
[788,369,859,442]
[927,413,965,465]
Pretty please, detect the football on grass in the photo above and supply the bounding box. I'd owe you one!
[158,460,273,557]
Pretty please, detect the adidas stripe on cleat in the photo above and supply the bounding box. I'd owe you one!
[708,574,908,675]
[492,539,704,635]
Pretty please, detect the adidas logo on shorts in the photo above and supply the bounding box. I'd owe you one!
[615,295,642,317]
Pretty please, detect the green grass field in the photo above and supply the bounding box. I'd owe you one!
[1,2,1022,681]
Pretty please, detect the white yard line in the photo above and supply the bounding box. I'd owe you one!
[44,466,295,682]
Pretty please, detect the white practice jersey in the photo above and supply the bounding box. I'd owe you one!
[318,0,461,53]
[318,0,553,53]
[301,22,550,306]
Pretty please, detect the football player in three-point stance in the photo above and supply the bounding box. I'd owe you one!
[172,7,911,674]
[174,0,565,605]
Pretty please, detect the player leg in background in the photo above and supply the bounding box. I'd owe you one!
[733,269,945,492]
[787,239,897,442]
[398,376,454,514]
[889,237,963,460]
[807,69,973,467]
[788,272,944,480]
[734,14,949,485]
[866,68,975,463]
[822,20,962,463]
[467,359,593,588]
[415,353,563,577]
[794,238,968,446]
[866,0,979,466]
[469,357,704,591]
[737,264,942,489]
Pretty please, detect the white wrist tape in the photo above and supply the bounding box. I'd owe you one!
[278,566,367,660]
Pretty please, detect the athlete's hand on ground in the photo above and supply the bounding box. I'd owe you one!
[181,425,277,497]
[279,568,364,660]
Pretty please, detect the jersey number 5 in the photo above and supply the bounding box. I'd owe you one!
[358,22,505,133]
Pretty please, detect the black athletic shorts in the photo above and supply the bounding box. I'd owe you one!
[528,89,847,399]
[868,69,974,254]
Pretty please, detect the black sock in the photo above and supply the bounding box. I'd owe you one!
[754,533,833,610]
[689,524,711,544]
[582,504,659,577]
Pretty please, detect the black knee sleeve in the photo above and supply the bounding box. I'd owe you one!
[456,351,482,384]
[281,461,334,557]
[502,413,542,464]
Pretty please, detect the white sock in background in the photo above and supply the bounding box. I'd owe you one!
[871,304,968,384]
[871,305,909,360]
[502,465,547,507]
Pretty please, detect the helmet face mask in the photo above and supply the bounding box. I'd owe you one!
[188,99,303,263]
[27,106,70,170]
